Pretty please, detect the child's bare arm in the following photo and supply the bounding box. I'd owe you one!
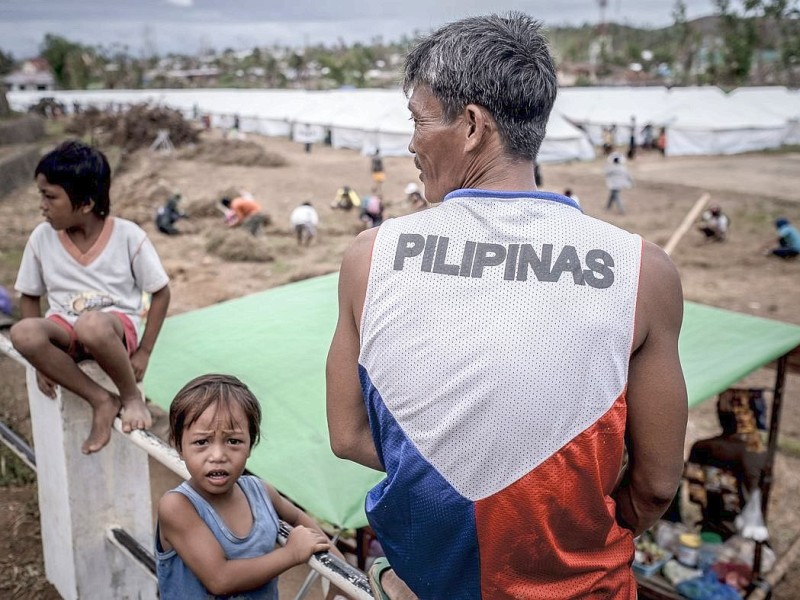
[19,294,42,319]
[17,294,58,397]
[158,491,328,596]
[266,483,323,531]
[130,284,170,381]
[265,483,344,560]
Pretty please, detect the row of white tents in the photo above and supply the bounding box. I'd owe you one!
[7,85,799,162]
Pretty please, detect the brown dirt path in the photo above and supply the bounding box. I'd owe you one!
[1,133,799,598]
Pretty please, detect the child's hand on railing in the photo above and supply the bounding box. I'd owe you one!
[286,525,332,565]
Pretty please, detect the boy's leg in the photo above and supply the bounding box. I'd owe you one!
[73,312,152,436]
[10,317,122,454]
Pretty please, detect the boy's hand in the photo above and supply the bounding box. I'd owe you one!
[36,371,58,398]
[130,348,151,381]
[285,526,331,565]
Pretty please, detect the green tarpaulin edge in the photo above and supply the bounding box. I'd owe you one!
[144,273,800,529]
[144,273,382,530]
[679,302,800,407]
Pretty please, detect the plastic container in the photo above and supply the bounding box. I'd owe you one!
[677,533,702,567]
[698,531,723,570]
[633,552,673,577]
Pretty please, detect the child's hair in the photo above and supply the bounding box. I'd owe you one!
[35,140,112,217]
[169,374,262,452]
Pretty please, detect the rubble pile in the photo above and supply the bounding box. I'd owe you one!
[177,138,287,168]
[65,104,199,152]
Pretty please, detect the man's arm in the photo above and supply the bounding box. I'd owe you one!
[130,284,170,381]
[614,241,687,537]
[326,228,383,471]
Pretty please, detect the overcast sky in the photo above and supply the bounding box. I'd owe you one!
[0,0,738,58]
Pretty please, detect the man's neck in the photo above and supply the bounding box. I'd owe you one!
[464,155,538,192]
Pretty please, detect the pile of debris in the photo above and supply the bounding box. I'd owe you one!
[64,104,199,153]
[205,229,274,263]
[26,97,66,118]
[177,138,287,168]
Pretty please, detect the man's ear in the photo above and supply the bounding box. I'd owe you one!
[464,104,493,152]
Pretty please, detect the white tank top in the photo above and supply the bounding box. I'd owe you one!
[359,190,641,501]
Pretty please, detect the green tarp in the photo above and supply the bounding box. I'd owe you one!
[144,274,800,529]
[145,273,382,530]
[679,302,800,407]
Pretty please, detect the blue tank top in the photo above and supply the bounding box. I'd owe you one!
[155,476,280,600]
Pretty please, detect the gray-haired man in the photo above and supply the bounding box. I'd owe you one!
[327,12,687,599]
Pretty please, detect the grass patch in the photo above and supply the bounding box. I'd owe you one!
[759,144,800,156]
[0,445,36,487]
[44,118,68,140]
[779,435,800,460]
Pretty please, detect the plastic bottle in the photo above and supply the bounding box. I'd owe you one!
[677,533,702,567]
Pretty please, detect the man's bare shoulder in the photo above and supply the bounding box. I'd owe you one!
[637,240,684,335]
[640,240,682,295]
[341,227,380,274]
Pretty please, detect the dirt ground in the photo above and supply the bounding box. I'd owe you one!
[1,129,800,599]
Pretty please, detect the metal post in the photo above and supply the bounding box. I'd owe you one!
[752,354,788,580]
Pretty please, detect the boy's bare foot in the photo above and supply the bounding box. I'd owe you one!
[82,394,122,454]
[119,393,152,433]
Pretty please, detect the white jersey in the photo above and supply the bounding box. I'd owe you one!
[15,217,169,331]
[358,189,642,599]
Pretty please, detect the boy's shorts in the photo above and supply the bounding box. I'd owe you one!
[48,312,138,361]
[372,172,385,184]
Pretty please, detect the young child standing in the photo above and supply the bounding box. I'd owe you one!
[156,374,333,599]
[11,140,170,454]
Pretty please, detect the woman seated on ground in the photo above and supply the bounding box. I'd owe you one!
[698,205,729,242]
[684,388,767,540]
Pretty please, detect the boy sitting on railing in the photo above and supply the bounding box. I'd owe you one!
[10,140,171,454]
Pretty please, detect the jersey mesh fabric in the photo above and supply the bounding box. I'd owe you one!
[359,190,641,599]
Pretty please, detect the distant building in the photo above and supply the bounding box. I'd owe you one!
[3,58,56,92]
[143,66,220,87]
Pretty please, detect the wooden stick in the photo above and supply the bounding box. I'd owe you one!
[663,193,710,256]
[747,531,800,600]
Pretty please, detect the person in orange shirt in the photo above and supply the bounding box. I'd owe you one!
[221,194,267,236]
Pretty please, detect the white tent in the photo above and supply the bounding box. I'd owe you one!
[655,88,787,156]
[287,91,342,144]
[12,86,794,159]
[555,86,794,156]
[555,87,671,146]
[539,110,595,163]
[327,90,404,153]
[729,86,800,146]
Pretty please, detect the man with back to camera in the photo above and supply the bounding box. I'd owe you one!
[326,12,688,599]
